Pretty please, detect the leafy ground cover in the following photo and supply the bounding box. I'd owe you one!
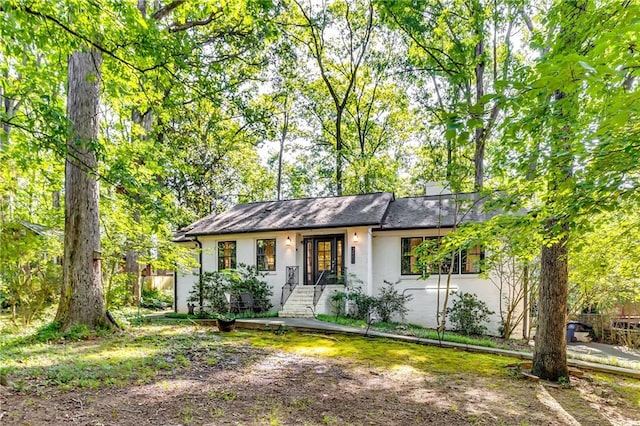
[316,315,640,370]
[1,317,639,425]
[316,314,528,350]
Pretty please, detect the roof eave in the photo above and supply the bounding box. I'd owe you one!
[185,221,382,238]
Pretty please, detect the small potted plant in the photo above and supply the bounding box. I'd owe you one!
[216,314,236,332]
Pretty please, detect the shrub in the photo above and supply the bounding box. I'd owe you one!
[447,292,494,336]
[140,287,173,310]
[188,264,273,315]
[373,280,411,322]
[188,271,229,315]
[331,274,374,321]
[348,289,376,321]
[224,265,273,311]
[332,277,411,323]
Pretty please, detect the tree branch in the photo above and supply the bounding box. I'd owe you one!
[151,0,187,20]
[169,11,223,33]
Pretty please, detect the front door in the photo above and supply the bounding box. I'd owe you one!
[303,235,344,285]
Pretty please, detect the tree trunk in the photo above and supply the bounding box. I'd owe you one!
[127,107,152,303]
[532,219,569,380]
[473,37,485,191]
[55,48,110,330]
[1,69,14,150]
[276,98,289,201]
[532,89,572,381]
[335,107,344,196]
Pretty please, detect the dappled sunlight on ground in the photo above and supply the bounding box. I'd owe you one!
[2,324,640,425]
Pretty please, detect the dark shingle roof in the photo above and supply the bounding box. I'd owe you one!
[378,193,491,230]
[184,192,394,236]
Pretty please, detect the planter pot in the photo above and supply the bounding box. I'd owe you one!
[217,318,236,332]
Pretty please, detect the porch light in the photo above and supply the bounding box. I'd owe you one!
[353,232,358,243]
[286,236,291,246]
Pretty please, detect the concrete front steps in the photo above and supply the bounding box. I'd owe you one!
[279,286,316,318]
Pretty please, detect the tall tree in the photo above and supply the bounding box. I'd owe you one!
[56,47,109,329]
[496,0,639,380]
[286,0,374,195]
[378,0,521,192]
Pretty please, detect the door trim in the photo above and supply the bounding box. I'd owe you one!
[303,235,345,285]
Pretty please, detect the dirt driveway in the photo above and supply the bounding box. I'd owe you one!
[2,334,639,426]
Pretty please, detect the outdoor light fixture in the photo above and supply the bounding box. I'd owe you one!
[353,232,359,243]
[286,236,291,246]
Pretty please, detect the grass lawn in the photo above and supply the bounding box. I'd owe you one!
[1,316,639,425]
[315,314,522,350]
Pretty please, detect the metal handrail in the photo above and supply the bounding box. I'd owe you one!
[280,266,299,308]
[313,266,350,307]
[312,270,328,307]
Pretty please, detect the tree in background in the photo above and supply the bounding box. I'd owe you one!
[0,220,61,325]
[0,0,277,330]
[569,207,640,316]
[378,0,524,192]
[285,0,374,195]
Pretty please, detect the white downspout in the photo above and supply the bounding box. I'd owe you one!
[367,227,373,296]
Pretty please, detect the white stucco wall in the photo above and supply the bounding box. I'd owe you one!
[344,226,371,293]
[175,232,299,313]
[371,229,522,337]
[175,241,200,313]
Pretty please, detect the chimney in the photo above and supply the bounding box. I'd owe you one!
[425,182,451,196]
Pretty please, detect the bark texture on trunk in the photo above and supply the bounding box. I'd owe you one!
[473,38,485,191]
[532,219,569,380]
[276,96,289,201]
[532,88,572,381]
[56,48,109,330]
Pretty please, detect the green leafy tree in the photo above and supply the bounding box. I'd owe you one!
[378,0,525,192]
[494,1,640,380]
[284,0,375,195]
[569,208,640,315]
[0,221,61,325]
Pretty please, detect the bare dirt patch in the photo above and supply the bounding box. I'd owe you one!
[1,330,639,425]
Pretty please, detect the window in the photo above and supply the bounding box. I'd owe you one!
[461,244,483,274]
[401,237,481,275]
[218,241,236,270]
[256,239,276,271]
[401,237,424,275]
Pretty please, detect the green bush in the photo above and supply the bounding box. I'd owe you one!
[188,271,229,315]
[224,265,273,311]
[348,290,376,321]
[447,292,494,336]
[330,274,374,321]
[140,287,173,310]
[188,264,273,316]
[374,280,411,322]
[332,277,411,322]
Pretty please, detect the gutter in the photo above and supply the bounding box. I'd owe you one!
[173,270,178,313]
[194,236,203,312]
[185,222,383,238]
[367,227,373,296]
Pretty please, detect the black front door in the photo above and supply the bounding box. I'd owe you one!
[303,235,344,285]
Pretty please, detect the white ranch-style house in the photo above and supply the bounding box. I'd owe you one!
[174,191,523,336]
